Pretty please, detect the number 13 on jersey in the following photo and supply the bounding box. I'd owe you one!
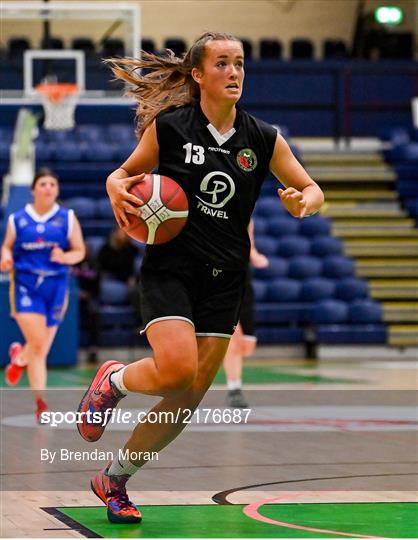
[183,143,205,165]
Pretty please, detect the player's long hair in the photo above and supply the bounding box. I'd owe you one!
[105,32,242,136]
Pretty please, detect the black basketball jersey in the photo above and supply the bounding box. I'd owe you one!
[146,102,277,270]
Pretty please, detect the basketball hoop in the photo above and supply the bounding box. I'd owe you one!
[36,83,79,130]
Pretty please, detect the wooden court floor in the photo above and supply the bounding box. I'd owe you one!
[1,357,417,538]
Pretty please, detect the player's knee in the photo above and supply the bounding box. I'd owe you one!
[29,340,46,357]
[159,352,197,393]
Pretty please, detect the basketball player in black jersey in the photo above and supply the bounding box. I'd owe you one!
[77,31,324,524]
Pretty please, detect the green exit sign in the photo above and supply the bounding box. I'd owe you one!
[374,6,404,25]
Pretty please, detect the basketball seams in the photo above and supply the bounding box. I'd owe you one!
[126,173,188,244]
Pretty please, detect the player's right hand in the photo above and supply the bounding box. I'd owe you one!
[106,173,145,228]
[0,256,13,273]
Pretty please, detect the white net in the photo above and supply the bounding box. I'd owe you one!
[39,87,79,130]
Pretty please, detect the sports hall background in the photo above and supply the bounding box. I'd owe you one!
[1,0,417,362]
[0,1,417,538]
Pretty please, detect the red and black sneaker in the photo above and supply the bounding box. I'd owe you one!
[5,342,25,386]
[91,467,142,524]
[77,360,125,442]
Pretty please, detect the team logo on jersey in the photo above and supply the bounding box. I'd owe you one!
[21,295,32,307]
[36,224,45,233]
[236,148,257,172]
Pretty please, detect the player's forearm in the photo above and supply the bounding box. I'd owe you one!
[1,245,13,262]
[302,184,324,216]
[60,248,85,265]
[107,168,130,183]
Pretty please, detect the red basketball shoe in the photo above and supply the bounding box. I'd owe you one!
[91,467,142,524]
[36,398,48,423]
[5,342,25,386]
[77,360,125,442]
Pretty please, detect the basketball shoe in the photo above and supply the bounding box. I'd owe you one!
[5,342,25,386]
[77,360,126,442]
[36,398,48,423]
[227,388,248,408]
[91,466,142,524]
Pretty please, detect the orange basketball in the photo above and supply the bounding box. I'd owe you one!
[123,174,189,244]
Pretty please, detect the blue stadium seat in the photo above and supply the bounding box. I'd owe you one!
[253,279,268,301]
[300,277,335,301]
[97,197,114,218]
[253,217,268,235]
[256,327,305,344]
[84,142,117,161]
[65,197,96,218]
[256,303,312,323]
[254,197,282,217]
[259,39,282,60]
[75,124,102,142]
[267,278,301,302]
[107,124,133,141]
[253,256,288,279]
[115,141,137,161]
[164,38,187,56]
[348,299,382,323]
[35,141,54,161]
[254,235,279,256]
[311,299,349,323]
[334,277,369,301]
[299,215,331,237]
[267,216,300,236]
[288,255,323,279]
[322,255,355,278]
[276,235,310,257]
[310,236,343,256]
[100,278,129,305]
[316,324,386,344]
[85,236,105,258]
[58,143,84,161]
[290,38,314,59]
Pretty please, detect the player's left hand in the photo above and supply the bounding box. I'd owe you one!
[50,247,66,264]
[278,187,307,218]
[250,250,269,268]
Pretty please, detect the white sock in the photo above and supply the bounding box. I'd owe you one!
[13,355,28,368]
[227,379,242,391]
[110,367,128,395]
[108,455,139,477]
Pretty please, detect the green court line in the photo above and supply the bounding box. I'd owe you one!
[0,364,360,388]
[58,502,418,538]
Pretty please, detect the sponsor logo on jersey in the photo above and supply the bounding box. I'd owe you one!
[237,148,257,172]
[208,146,230,155]
[22,241,57,250]
[52,217,63,227]
[18,218,28,228]
[195,171,235,220]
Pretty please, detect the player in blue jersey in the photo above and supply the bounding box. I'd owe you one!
[76,32,324,524]
[0,168,85,420]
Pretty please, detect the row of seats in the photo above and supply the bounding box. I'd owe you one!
[382,127,418,221]
[3,36,349,60]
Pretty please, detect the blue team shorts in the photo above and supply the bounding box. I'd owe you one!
[10,270,69,327]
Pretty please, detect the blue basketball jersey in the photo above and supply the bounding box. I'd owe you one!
[10,204,73,275]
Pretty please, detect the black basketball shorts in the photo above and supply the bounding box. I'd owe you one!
[138,254,247,338]
[239,270,256,339]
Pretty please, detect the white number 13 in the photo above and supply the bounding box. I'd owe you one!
[183,143,205,165]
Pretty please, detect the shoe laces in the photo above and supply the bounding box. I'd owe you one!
[109,490,135,509]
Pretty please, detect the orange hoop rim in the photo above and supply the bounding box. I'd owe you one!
[36,83,79,103]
